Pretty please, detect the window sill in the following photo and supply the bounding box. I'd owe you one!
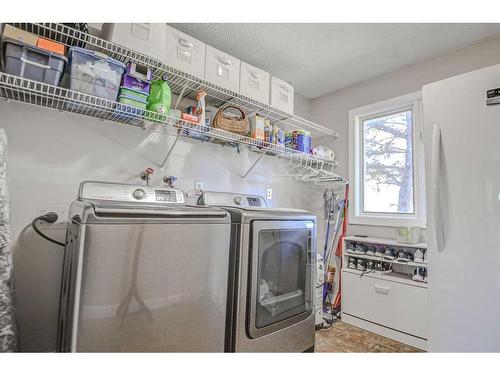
[350,215,426,228]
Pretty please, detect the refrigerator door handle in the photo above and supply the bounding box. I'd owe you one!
[432,124,445,251]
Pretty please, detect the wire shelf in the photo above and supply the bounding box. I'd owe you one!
[9,23,338,138]
[0,72,342,182]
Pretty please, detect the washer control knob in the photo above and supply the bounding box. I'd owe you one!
[234,196,242,205]
[133,189,146,200]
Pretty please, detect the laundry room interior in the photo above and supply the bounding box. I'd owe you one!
[1,2,500,367]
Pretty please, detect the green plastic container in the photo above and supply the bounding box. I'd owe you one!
[119,87,149,102]
[118,95,147,109]
[147,75,171,114]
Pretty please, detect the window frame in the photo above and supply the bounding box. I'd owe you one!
[348,91,426,227]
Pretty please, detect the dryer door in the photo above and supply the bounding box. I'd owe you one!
[248,220,314,338]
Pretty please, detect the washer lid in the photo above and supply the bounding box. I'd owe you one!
[72,181,229,224]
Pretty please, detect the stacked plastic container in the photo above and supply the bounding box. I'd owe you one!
[117,62,152,117]
[1,24,68,86]
[66,47,125,101]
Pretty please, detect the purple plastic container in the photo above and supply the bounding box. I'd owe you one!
[121,73,151,94]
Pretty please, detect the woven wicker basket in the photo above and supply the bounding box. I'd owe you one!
[212,105,250,135]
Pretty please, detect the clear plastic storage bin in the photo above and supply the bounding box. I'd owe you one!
[67,47,125,100]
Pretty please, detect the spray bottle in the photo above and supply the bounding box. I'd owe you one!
[195,91,207,128]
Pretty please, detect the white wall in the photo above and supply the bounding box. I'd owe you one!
[310,34,500,238]
[294,93,313,119]
[1,96,329,351]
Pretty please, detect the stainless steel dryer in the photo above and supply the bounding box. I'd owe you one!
[58,181,231,352]
[198,191,316,352]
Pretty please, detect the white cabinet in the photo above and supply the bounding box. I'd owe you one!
[101,23,166,61]
[204,45,240,92]
[341,237,428,350]
[239,62,270,104]
[164,25,206,79]
[270,77,294,115]
[342,270,427,339]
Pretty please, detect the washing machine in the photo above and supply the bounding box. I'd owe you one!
[57,181,231,352]
[198,191,316,352]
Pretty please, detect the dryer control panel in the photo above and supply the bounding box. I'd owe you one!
[199,191,267,208]
[79,181,185,204]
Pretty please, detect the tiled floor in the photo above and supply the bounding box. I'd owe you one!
[315,321,423,352]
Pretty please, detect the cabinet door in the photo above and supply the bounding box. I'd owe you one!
[204,45,240,92]
[239,62,270,104]
[164,25,206,79]
[342,270,428,338]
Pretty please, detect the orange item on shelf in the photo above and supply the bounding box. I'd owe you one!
[182,113,199,123]
[37,38,66,56]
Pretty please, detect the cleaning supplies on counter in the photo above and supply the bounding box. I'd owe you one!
[66,47,125,100]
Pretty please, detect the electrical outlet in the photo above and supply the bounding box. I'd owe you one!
[266,188,273,200]
[36,205,68,225]
[194,181,204,191]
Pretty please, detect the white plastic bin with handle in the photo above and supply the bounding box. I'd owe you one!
[164,25,206,79]
[101,23,166,61]
[239,62,270,104]
[270,76,294,115]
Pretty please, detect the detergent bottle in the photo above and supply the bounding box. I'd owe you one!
[147,74,172,114]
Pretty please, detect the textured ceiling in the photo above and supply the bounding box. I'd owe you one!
[169,23,500,99]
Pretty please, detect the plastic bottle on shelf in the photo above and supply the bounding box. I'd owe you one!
[146,74,172,115]
[196,91,207,128]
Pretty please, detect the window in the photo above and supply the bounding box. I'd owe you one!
[349,92,425,227]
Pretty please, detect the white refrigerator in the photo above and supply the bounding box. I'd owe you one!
[423,63,500,352]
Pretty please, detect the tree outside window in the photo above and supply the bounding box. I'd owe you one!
[362,110,414,214]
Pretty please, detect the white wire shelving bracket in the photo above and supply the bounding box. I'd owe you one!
[2,23,344,183]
